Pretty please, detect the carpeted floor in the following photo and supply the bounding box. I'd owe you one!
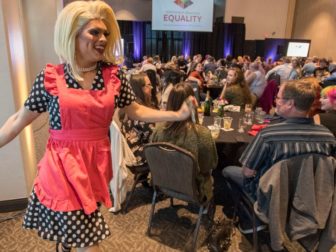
[0,177,334,252]
[0,188,248,252]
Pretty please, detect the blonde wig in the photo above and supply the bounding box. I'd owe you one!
[54,0,122,81]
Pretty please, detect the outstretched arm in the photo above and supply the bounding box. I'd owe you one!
[0,107,40,148]
[122,100,191,123]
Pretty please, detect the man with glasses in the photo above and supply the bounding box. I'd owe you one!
[222,79,336,234]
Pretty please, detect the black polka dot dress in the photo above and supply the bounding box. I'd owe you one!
[22,62,135,248]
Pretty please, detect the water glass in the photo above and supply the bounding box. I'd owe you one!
[244,113,253,125]
[255,107,262,114]
[257,111,266,124]
[238,118,245,133]
[214,116,222,128]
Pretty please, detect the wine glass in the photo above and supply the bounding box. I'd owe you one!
[238,118,245,133]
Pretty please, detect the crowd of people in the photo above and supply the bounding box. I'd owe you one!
[0,0,336,251]
[132,51,336,113]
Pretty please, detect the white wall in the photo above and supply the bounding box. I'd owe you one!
[0,0,60,201]
[66,0,152,21]
[292,0,336,58]
[225,0,290,40]
[0,2,27,200]
[109,0,151,21]
[22,0,60,84]
[22,0,60,163]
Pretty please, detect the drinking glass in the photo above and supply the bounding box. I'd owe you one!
[244,113,253,125]
[200,102,205,112]
[214,116,222,128]
[238,118,245,133]
[210,125,220,139]
[255,107,262,114]
[245,104,252,113]
[254,107,263,123]
[213,99,219,113]
[258,111,266,124]
[198,113,204,125]
[223,116,233,130]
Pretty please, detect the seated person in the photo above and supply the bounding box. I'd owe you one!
[314,58,329,80]
[214,59,228,82]
[204,56,217,75]
[222,79,336,231]
[314,85,336,136]
[223,79,335,199]
[187,62,205,91]
[301,77,322,117]
[219,67,252,107]
[144,69,160,108]
[120,73,157,166]
[302,58,317,77]
[160,69,184,109]
[151,82,218,202]
[321,63,336,87]
[244,62,267,104]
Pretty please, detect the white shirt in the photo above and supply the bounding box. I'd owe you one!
[265,63,293,84]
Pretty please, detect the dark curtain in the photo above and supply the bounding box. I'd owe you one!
[117,20,245,62]
[132,22,146,62]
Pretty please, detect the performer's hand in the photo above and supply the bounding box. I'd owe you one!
[242,167,256,178]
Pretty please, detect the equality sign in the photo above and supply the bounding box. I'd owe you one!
[152,0,214,32]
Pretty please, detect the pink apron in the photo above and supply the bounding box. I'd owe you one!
[34,64,120,214]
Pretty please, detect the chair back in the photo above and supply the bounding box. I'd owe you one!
[266,72,281,86]
[255,153,336,251]
[144,142,200,203]
[257,79,278,114]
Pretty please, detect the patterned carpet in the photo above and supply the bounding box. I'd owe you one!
[0,178,335,252]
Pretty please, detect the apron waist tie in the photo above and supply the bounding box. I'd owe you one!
[49,128,109,141]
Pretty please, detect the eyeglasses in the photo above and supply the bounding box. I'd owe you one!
[276,96,289,101]
[144,84,152,88]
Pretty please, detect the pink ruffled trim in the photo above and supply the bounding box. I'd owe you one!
[44,63,63,96]
[102,65,121,97]
[34,178,112,215]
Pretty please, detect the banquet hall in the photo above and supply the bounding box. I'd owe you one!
[1,1,336,251]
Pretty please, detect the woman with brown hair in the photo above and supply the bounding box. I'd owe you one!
[219,67,252,106]
[151,82,218,202]
[120,73,157,165]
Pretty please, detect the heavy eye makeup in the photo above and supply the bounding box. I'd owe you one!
[88,28,110,37]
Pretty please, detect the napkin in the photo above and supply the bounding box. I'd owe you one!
[223,105,241,112]
[208,125,217,130]
[221,128,234,131]
[248,124,268,136]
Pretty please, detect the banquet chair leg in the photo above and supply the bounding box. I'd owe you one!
[252,211,259,252]
[191,205,204,252]
[232,194,241,223]
[123,174,141,214]
[147,190,157,236]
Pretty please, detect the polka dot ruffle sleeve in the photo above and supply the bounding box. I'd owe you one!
[116,70,136,108]
[24,69,49,113]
